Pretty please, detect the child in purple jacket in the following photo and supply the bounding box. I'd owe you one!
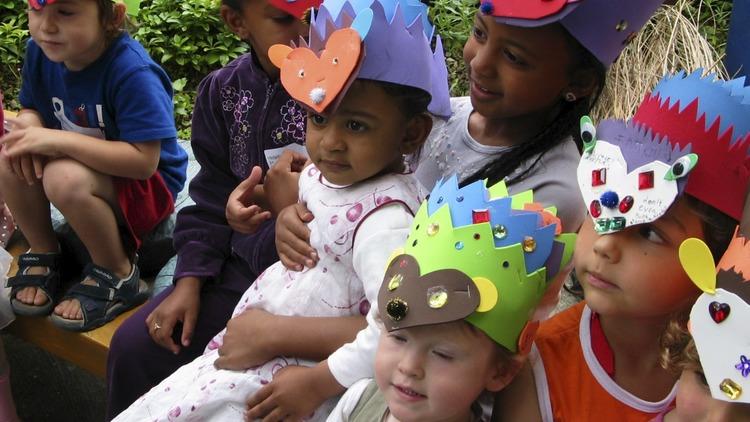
[105,0,317,418]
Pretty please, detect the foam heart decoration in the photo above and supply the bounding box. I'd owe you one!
[277,28,363,113]
[708,301,731,323]
[679,237,717,294]
[577,140,684,233]
[269,44,293,69]
[484,0,573,20]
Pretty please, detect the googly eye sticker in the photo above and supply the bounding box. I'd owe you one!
[580,115,596,154]
[665,153,698,181]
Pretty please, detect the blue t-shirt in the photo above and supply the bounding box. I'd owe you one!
[19,33,187,198]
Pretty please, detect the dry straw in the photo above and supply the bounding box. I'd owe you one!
[591,0,727,121]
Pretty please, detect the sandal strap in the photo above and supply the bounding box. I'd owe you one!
[68,283,115,302]
[7,274,51,289]
[17,252,61,272]
[6,252,61,295]
[83,263,119,288]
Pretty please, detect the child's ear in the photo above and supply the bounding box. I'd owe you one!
[110,2,126,31]
[486,354,525,392]
[400,113,433,155]
[220,5,250,40]
[564,67,600,103]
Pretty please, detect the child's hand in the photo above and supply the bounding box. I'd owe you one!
[3,153,45,185]
[265,149,306,215]
[214,308,278,370]
[226,166,272,234]
[146,277,202,354]
[1,118,65,159]
[275,203,317,271]
[244,365,332,422]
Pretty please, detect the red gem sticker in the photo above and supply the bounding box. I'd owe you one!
[709,301,731,323]
[472,209,491,224]
[619,195,634,213]
[592,168,607,187]
[589,200,602,218]
[638,170,655,190]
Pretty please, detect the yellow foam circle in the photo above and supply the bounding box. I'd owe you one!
[679,238,716,294]
[472,277,498,312]
[268,44,293,69]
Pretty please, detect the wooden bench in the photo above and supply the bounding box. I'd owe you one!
[5,236,141,378]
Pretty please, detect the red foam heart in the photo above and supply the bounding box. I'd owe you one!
[268,0,321,19]
[487,0,574,20]
[277,28,363,114]
[709,301,731,323]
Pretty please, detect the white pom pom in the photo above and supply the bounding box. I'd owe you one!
[309,87,326,104]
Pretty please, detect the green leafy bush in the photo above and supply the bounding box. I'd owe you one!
[0,0,29,110]
[132,0,247,137]
[686,0,733,52]
[430,0,475,96]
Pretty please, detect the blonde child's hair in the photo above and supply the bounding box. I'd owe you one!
[660,317,703,376]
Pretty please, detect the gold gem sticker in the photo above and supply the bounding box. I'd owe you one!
[523,236,537,253]
[720,379,742,400]
[427,222,440,237]
[427,287,448,309]
[388,273,403,291]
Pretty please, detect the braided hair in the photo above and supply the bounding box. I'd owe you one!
[461,27,607,188]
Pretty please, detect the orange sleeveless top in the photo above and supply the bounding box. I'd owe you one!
[530,302,676,421]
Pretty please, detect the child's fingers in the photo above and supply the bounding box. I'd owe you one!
[148,315,180,354]
[236,166,263,206]
[275,150,308,172]
[245,386,273,419]
[229,207,270,234]
[294,202,314,224]
[181,307,198,348]
[32,155,44,179]
[5,117,28,130]
[19,155,37,185]
[262,408,289,422]
[9,156,23,181]
[248,210,272,225]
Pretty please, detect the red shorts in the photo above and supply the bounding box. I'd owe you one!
[114,171,174,250]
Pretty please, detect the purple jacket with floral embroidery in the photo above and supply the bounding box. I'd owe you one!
[173,52,306,286]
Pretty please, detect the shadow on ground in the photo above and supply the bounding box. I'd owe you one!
[3,333,105,422]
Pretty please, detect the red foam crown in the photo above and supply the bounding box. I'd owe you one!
[633,93,750,221]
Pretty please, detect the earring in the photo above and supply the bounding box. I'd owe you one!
[564,92,577,102]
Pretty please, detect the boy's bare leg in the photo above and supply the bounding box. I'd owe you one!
[0,155,59,306]
[43,158,131,321]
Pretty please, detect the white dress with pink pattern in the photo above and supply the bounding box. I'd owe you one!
[114,164,421,422]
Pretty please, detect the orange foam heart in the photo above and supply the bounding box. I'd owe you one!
[278,28,363,113]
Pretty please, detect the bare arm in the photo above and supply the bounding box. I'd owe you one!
[214,308,366,370]
[1,124,160,179]
[259,313,367,361]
